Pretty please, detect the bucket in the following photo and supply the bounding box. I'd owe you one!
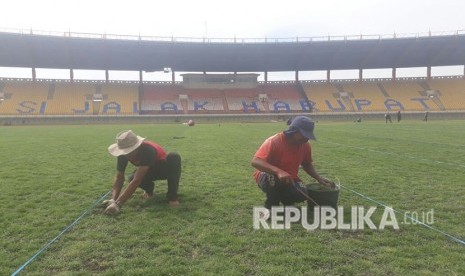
[306,183,340,209]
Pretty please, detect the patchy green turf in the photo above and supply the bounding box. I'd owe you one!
[1,120,464,275]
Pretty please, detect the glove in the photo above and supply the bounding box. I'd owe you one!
[101,199,115,208]
[104,202,121,215]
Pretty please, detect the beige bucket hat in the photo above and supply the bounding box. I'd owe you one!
[108,130,145,156]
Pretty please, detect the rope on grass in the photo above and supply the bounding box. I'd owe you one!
[11,190,111,276]
[336,178,465,246]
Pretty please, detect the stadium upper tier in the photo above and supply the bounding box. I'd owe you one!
[1,30,465,72]
[1,78,465,115]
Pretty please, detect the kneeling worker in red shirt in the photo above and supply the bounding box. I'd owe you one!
[251,116,334,210]
[103,130,181,215]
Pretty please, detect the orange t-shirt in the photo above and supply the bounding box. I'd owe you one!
[253,132,313,182]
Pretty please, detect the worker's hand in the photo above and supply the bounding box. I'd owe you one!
[318,177,336,189]
[276,170,293,185]
[104,202,121,215]
[101,199,115,208]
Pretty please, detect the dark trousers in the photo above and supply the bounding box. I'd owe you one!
[129,152,181,201]
[257,172,308,209]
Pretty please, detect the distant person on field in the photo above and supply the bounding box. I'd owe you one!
[103,130,181,215]
[423,111,429,122]
[397,111,401,123]
[286,117,294,126]
[385,113,392,123]
[251,116,335,210]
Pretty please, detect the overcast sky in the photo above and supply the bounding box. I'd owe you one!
[1,0,464,80]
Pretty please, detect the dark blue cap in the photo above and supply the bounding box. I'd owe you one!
[287,116,316,141]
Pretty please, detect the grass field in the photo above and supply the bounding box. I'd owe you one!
[1,120,465,275]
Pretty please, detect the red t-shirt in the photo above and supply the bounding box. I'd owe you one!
[116,141,167,172]
[253,132,313,182]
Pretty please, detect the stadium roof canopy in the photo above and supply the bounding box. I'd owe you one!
[1,31,465,73]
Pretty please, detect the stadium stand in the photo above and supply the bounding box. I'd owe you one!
[302,83,339,112]
[100,83,139,115]
[259,84,308,112]
[426,78,465,110]
[181,89,226,113]
[0,81,140,115]
[141,84,229,114]
[382,80,443,111]
[1,30,465,123]
[336,82,390,112]
[303,78,465,113]
[2,77,465,116]
[0,81,49,115]
[141,85,182,114]
[224,85,308,113]
[224,88,271,113]
[47,83,94,115]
